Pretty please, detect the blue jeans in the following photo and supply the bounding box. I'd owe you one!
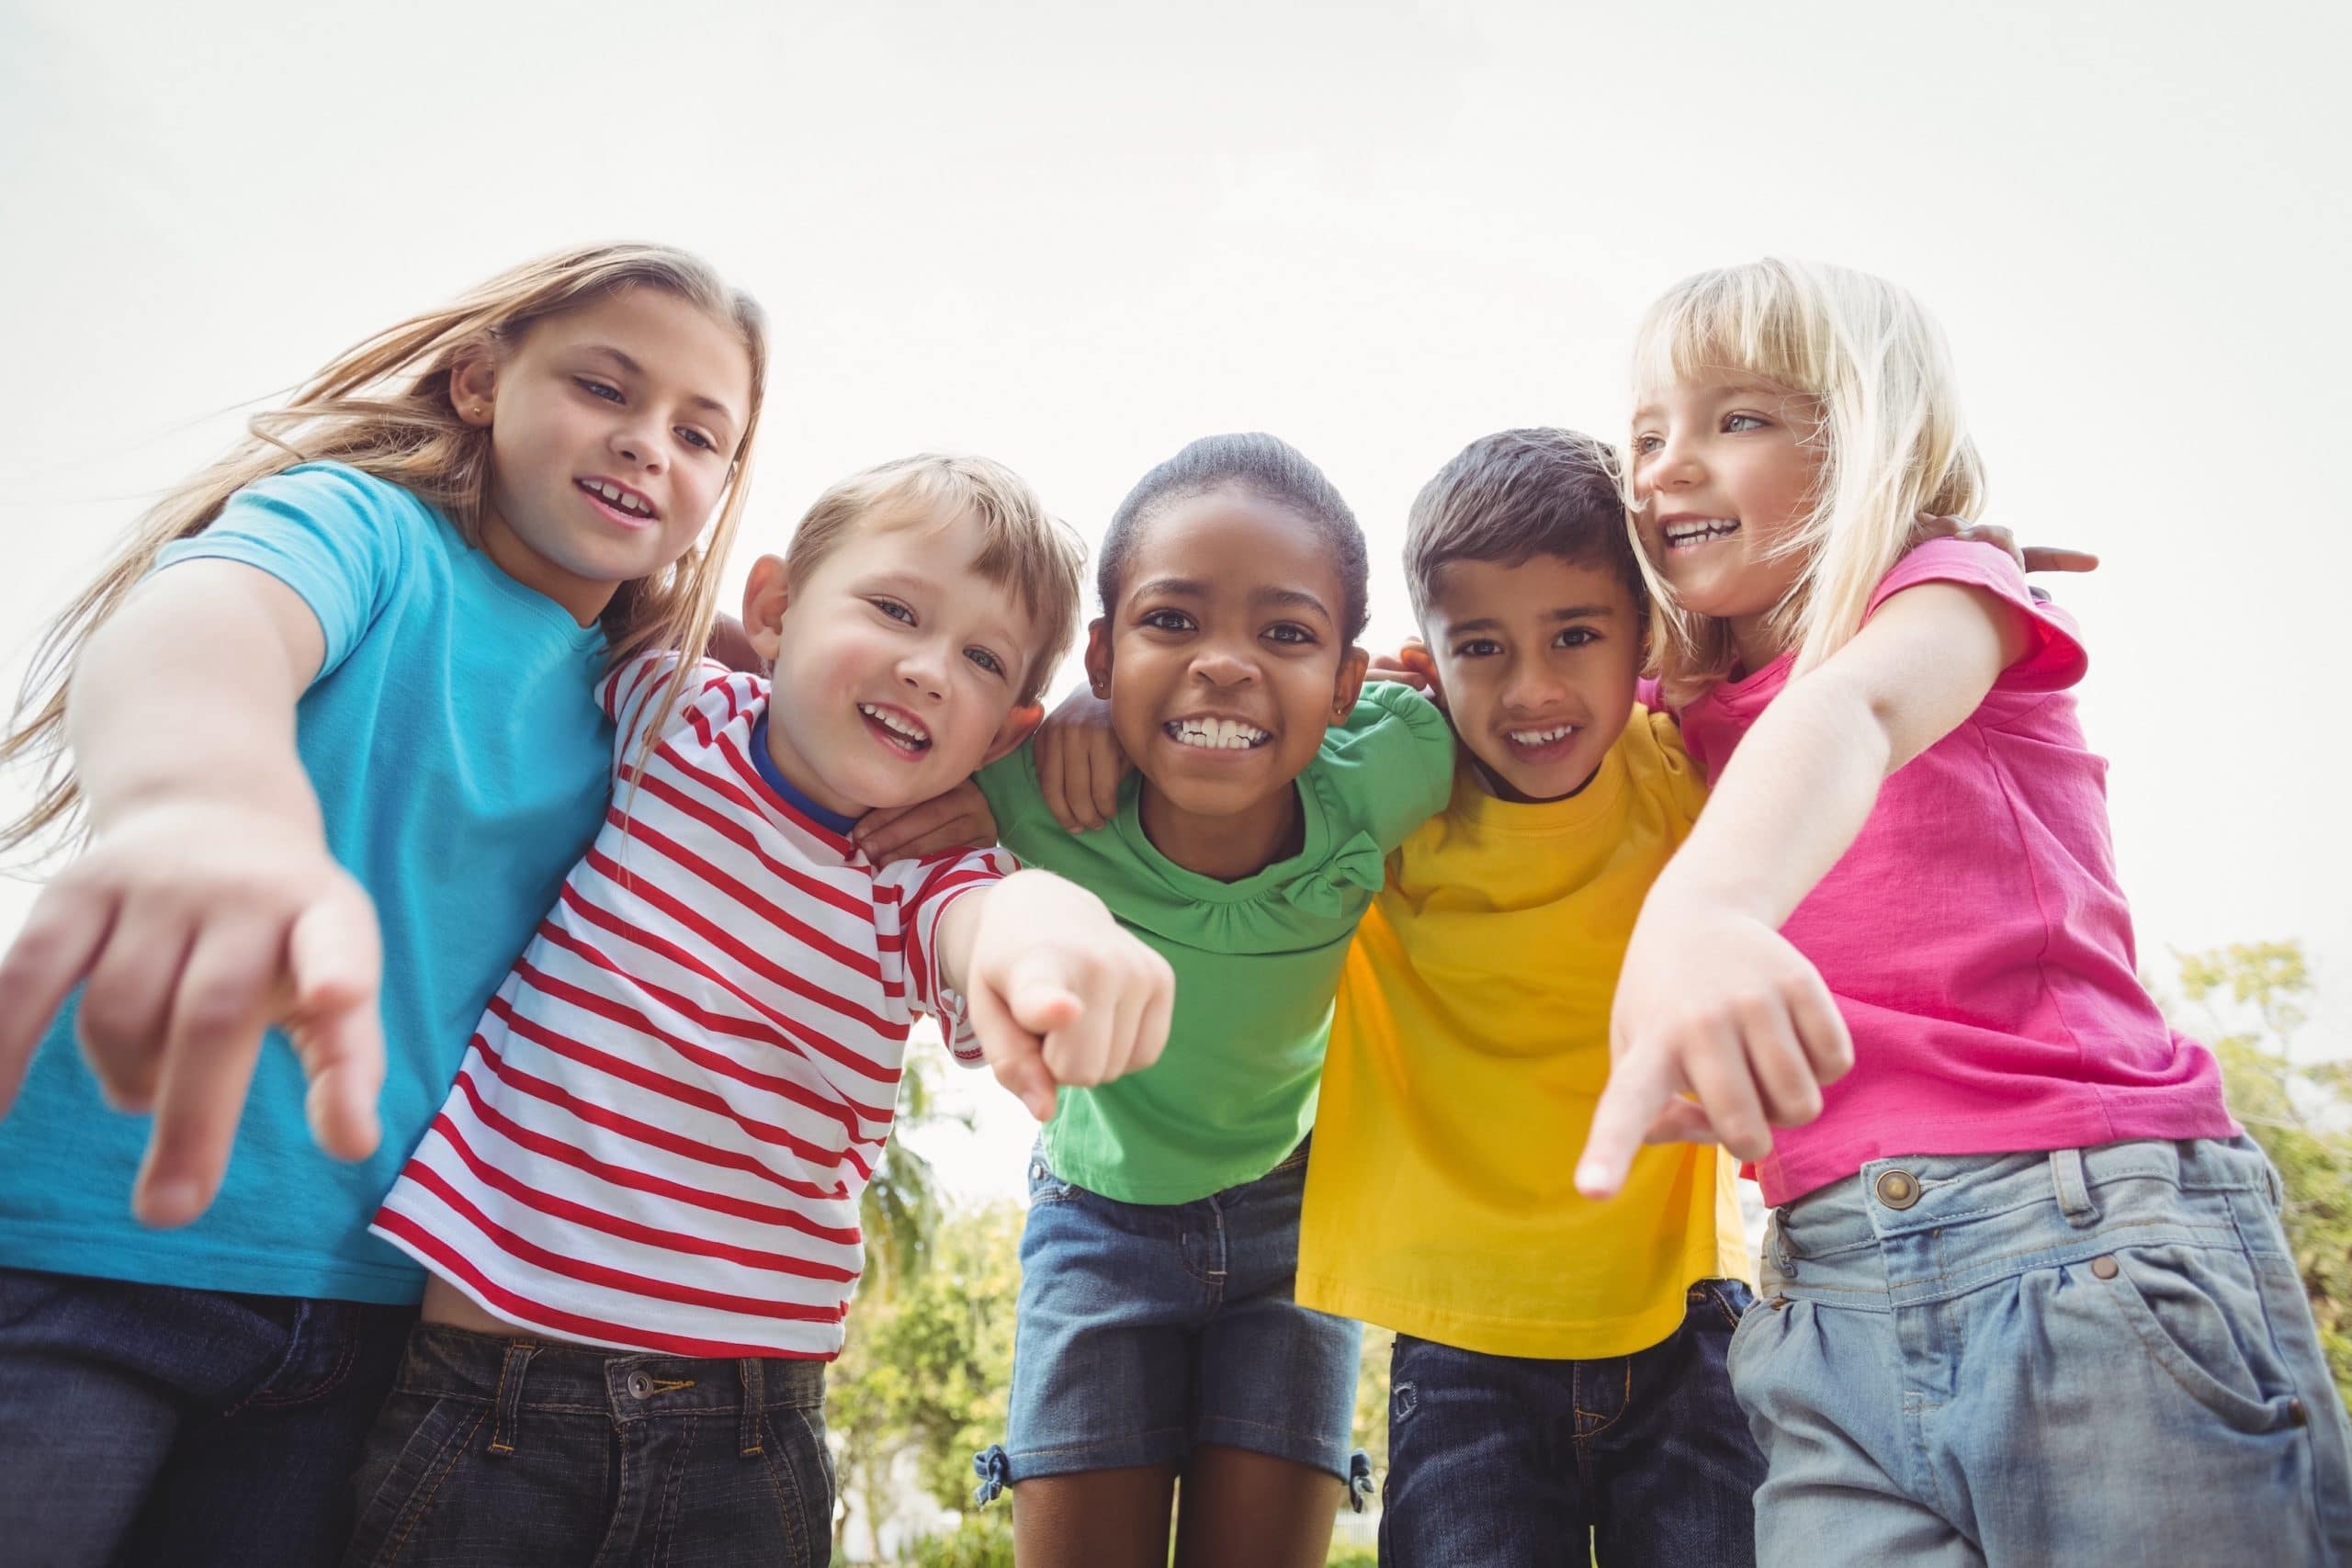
[978,1138,1369,1497]
[1733,1136,2352,1566]
[343,1323,833,1567]
[1380,1279,1763,1568]
[0,1266,415,1568]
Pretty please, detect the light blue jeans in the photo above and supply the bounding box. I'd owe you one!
[1731,1136,2352,1567]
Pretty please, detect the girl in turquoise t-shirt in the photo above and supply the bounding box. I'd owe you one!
[0,245,766,1564]
[866,433,1454,1568]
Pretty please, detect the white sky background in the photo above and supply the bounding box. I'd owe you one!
[2,0,2346,1202]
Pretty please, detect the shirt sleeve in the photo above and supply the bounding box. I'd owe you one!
[1865,538,2088,693]
[891,846,1018,1064]
[152,462,412,686]
[971,742,1061,864]
[1318,682,1460,852]
[595,652,751,775]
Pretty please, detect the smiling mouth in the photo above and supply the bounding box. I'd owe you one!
[1164,716,1272,750]
[1507,724,1578,749]
[859,703,932,754]
[578,478,659,521]
[1662,517,1739,549]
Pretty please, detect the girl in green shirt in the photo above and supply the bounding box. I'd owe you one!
[899,434,1454,1568]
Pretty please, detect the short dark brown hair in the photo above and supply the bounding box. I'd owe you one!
[1405,428,1644,626]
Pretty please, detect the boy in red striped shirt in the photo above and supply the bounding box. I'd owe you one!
[354,455,1172,1567]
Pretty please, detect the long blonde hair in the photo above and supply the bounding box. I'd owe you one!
[1630,257,1984,702]
[2,243,768,852]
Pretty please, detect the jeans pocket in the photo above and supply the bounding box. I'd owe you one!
[343,1393,490,1568]
[2096,1247,2302,1435]
[756,1406,836,1568]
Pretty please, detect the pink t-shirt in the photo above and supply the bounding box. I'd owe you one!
[1675,539,2236,1205]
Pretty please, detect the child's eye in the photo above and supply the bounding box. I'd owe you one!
[871,599,916,625]
[677,427,717,452]
[576,378,624,403]
[1724,412,1770,433]
[1264,623,1317,646]
[1453,638,1501,659]
[1555,627,1600,649]
[1633,434,1663,455]
[965,647,1006,677]
[1138,608,1194,633]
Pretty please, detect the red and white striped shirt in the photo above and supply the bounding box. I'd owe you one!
[373,652,1010,1359]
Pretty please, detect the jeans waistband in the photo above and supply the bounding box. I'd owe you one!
[1762,1136,2277,1304]
[398,1322,826,1419]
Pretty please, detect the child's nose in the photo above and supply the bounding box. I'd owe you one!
[1191,643,1259,685]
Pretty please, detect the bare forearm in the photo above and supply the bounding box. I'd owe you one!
[1648,672,1890,929]
[67,568,323,830]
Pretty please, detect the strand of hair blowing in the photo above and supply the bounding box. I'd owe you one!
[0,243,767,857]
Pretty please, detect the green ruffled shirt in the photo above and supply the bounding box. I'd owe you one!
[975,682,1456,1203]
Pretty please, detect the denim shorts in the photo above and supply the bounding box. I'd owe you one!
[1731,1135,2352,1567]
[976,1139,1367,1498]
[1382,1280,1763,1568]
[343,1324,833,1567]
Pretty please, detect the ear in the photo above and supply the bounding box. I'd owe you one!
[1329,645,1371,723]
[448,342,501,428]
[1406,642,1445,706]
[1081,616,1113,696]
[980,702,1044,768]
[741,554,792,663]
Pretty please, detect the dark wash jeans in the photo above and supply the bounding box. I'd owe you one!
[1381,1279,1763,1568]
[0,1265,416,1568]
[343,1323,834,1568]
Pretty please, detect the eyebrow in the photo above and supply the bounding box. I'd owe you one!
[1443,604,1619,634]
[1131,577,1333,619]
[582,344,740,423]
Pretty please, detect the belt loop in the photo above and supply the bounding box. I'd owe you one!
[488,1342,537,1457]
[2051,1148,2098,1228]
[739,1358,765,1458]
[1768,1207,1800,1279]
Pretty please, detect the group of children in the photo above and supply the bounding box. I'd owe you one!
[0,243,2342,1568]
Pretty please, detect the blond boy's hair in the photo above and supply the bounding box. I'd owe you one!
[1631,257,1985,702]
[785,455,1086,705]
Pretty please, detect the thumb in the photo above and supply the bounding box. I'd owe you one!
[1003,952,1084,1038]
[286,884,385,1161]
[967,972,1059,1122]
[1577,1050,1679,1201]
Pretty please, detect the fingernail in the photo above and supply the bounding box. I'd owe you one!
[139,1179,204,1228]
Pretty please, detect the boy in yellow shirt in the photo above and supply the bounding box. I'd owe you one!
[1295,429,1761,1567]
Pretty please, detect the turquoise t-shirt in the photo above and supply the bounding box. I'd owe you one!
[975,682,1454,1204]
[0,463,613,1304]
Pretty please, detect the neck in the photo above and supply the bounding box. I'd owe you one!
[479,502,615,627]
[1727,612,1788,681]
[1137,781,1302,882]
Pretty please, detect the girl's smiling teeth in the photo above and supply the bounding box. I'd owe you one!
[1662,516,1741,549]
[1507,723,1578,748]
[1166,716,1272,750]
[577,477,659,520]
[858,702,931,753]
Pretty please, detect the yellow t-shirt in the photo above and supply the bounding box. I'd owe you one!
[1295,706,1751,1359]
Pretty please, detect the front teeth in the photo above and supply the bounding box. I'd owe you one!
[859,704,931,746]
[1509,725,1577,747]
[587,479,653,517]
[1167,717,1270,750]
[1664,517,1738,546]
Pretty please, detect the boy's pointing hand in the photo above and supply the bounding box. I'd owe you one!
[959,871,1173,1122]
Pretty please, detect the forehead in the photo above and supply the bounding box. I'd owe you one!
[1425,552,1637,626]
[826,507,1041,626]
[1632,375,1808,422]
[523,288,752,406]
[1124,489,1340,599]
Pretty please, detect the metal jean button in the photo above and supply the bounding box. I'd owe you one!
[1874,1168,1921,1210]
[627,1371,654,1400]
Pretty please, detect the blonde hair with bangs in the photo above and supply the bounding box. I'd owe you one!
[785,454,1086,706]
[1,243,769,853]
[1630,257,1985,702]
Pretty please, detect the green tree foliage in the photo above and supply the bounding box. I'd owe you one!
[2173,940,2352,1399]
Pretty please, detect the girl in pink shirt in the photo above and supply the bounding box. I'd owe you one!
[1577,258,2349,1566]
